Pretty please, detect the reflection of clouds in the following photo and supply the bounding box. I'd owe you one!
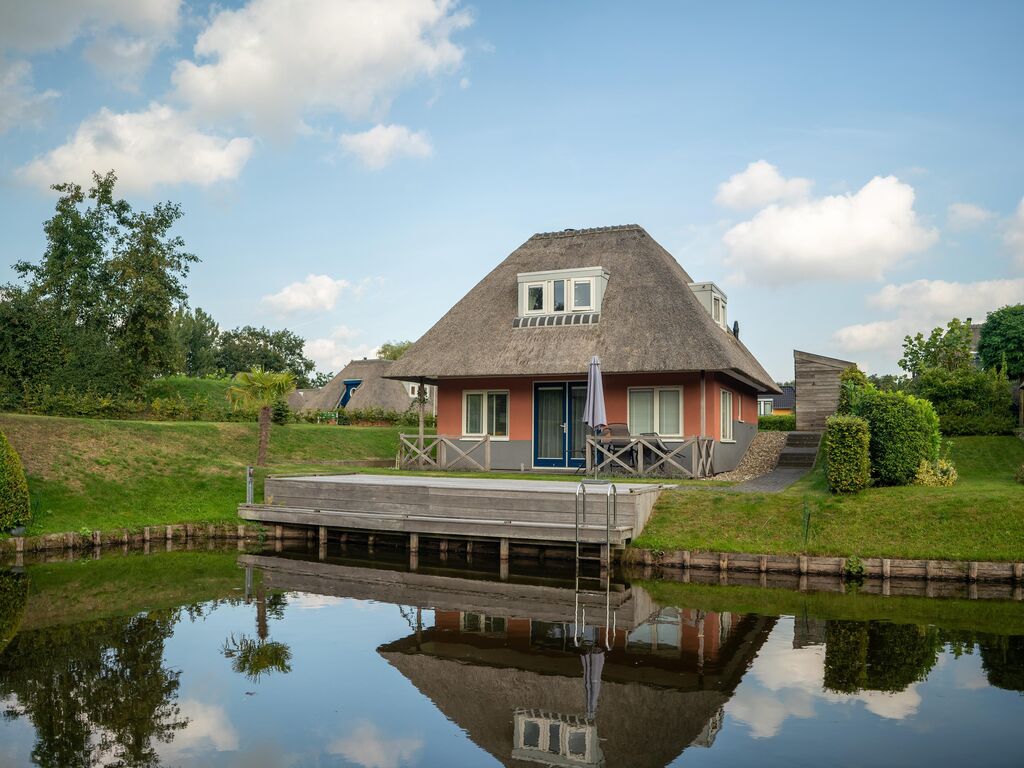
[727,619,922,739]
[160,699,239,758]
[329,720,423,768]
[286,592,346,610]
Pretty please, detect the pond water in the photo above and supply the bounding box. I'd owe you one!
[0,545,1022,767]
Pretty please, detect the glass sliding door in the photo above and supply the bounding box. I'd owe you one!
[534,382,587,468]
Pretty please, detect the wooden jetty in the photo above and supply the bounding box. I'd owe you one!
[239,474,671,565]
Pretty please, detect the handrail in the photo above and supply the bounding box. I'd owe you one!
[574,479,617,649]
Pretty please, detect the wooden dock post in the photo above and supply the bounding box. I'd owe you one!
[367,535,375,553]
[499,538,509,562]
[319,526,327,545]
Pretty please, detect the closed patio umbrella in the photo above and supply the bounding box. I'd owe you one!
[583,356,607,476]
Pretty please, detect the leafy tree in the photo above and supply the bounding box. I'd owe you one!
[899,318,974,377]
[309,370,334,388]
[170,306,220,377]
[867,373,908,392]
[226,367,296,465]
[377,340,413,360]
[824,620,940,694]
[217,326,315,387]
[978,304,1024,380]
[909,365,1015,435]
[221,634,292,683]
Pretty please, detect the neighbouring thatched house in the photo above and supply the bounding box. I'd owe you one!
[288,358,436,415]
[386,225,780,473]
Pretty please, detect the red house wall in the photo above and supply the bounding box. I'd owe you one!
[436,372,759,442]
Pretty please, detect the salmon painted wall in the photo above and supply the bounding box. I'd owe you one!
[437,372,759,442]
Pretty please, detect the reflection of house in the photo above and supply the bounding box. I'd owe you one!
[758,384,795,416]
[386,225,780,473]
[379,606,775,768]
[288,358,436,415]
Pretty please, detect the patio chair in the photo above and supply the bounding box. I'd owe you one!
[639,432,670,472]
[594,423,636,472]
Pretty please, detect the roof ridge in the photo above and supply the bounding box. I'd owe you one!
[530,224,642,240]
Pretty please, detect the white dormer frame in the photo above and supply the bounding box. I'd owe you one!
[517,266,609,316]
[689,281,729,331]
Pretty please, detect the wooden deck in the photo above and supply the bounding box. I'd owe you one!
[239,474,671,553]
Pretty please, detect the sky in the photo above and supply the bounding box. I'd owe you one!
[1,0,1022,381]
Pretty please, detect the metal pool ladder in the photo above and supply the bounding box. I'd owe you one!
[573,480,618,650]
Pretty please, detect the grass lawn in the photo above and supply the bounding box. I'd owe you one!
[633,436,1024,562]
[0,413,401,536]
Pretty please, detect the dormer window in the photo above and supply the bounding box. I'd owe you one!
[689,281,729,331]
[517,267,608,317]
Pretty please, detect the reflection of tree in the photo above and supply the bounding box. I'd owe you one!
[978,636,1024,692]
[824,620,940,694]
[0,611,187,768]
[0,570,29,655]
[221,633,292,683]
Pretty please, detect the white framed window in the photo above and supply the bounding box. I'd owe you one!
[552,279,566,312]
[524,283,545,314]
[758,398,774,416]
[570,278,594,311]
[720,389,734,442]
[712,296,722,323]
[627,387,683,437]
[463,390,509,438]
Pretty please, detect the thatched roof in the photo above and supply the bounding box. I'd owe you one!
[290,358,417,412]
[388,225,780,393]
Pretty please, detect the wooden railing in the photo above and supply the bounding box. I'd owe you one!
[397,434,492,471]
[585,435,714,479]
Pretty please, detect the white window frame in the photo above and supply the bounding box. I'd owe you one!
[626,387,684,438]
[569,277,595,312]
[524,282,546,315]
[462,389,510,439]
[758,398,774,416]
[720,389,735,442]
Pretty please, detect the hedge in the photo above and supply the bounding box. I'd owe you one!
[824,415,871,493]
[853,389,940,486]
[0,429,30,531]
[908,366,1016,436]
[759,414,796,431]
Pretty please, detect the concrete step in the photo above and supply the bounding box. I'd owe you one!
[777,454,817,468]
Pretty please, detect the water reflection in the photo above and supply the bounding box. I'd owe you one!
[0,548,1022,767]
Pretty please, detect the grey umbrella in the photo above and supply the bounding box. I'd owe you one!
[583,356,607,476]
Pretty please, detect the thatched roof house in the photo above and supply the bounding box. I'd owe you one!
[288,358,435,414]
[387,225,779,473]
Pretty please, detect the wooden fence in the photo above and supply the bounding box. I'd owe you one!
[586,435,714,478]
[397,434,492,471]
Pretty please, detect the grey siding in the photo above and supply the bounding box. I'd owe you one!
[794,350,855,432]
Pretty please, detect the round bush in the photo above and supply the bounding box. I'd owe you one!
[0,430,31,531]
[854,389,940,486]
[825,415,871,493]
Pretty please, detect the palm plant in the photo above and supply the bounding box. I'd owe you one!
[221,633,292,683]
[226,367,296,466]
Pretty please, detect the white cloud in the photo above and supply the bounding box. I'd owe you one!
[263,274,361,314]
[16,102,254,192]
[172,0,471,137]
[714,160,812,210]
[723,175,939,284]
[947,202,995,231]
[339,124,433,169]
[158,699,239,761]
[0,0,180,82]
[833,277,1024,354]
[328,721,423,768]
[1007,198,1024,270]
[305,326,378,372]
[459,77,471,89]
[0,58,58,135]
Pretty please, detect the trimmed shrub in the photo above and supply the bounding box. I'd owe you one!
[913,458,958,487]
[0,430,30,531]
[908,366,1015,436]
[854,389,941,486]
[824,415,871,493]
[0,570,29,653]
[759,414,796,431]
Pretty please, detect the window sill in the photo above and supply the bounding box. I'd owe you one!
[720,439,736,444]
[460,436,510,442]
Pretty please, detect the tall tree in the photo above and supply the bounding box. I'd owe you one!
[978,304,1024,380]
[899,318,973,377]
[170,306,220,377]
[217,326,315,387]
[377,340,413,360]
[226,367,296,465]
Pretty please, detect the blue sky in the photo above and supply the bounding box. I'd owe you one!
[1,0,1022,379]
